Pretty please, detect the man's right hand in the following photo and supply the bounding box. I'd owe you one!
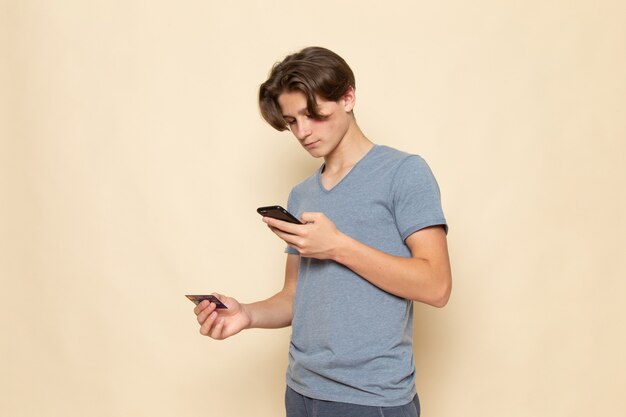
[194,293,251,340]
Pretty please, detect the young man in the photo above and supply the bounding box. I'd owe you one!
[194,47,451,417]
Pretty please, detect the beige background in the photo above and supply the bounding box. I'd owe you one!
[1,1,625,416]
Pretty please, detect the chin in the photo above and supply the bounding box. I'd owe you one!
[306,150,325,159]
[303,144,326,158]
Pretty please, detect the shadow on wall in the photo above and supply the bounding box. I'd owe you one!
[412,300,456,403]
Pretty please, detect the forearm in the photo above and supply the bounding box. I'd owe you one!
[332,233,451,307]
[263,216,450,307]
[243,288,294,329]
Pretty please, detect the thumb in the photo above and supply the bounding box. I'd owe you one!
[300,212,322,223]
[212,293,228,306]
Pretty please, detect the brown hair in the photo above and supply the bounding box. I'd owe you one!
[258,47,356,131]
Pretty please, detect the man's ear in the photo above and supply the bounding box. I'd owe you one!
[341,86,356,112]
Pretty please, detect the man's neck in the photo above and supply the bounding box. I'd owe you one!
[323,124,373,174]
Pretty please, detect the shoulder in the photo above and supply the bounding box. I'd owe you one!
[371,145,431,176]
[371,145,411,162]
[374,147,440,198]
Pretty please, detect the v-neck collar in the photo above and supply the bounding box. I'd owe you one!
[317,145,378,193]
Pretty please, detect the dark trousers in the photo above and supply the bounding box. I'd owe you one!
[285,386,420,417]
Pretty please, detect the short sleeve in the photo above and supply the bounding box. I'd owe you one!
[391,155,448,241]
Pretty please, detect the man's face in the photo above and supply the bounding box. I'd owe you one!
[277,90,353,158]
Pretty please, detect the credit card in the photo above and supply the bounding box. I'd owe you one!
[185,294,228,309]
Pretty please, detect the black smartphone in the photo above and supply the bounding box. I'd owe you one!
[257,205,303,224]
[185,294,228,309]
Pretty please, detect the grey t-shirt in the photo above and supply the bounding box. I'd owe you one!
[285,145,447,407]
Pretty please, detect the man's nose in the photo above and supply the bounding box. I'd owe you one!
[294,120,312,140]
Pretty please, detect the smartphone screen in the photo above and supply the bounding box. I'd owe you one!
[257,205,302,224]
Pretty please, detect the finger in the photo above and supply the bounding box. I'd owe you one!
[210,317,225,339]
[268,226,302,248]
[212,293,227,306]
[196,302,217,324]
[300,212,322,223]
[263,217,303,235]
[193,299,211,315]
[199,310,219,335]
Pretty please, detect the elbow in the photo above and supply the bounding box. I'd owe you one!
[428,274,452,308]
[431,292,450,308]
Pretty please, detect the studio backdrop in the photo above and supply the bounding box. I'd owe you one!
[1,1,625,416]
